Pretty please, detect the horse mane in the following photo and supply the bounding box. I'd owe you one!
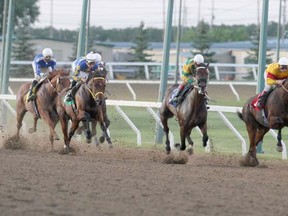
[49,68,70,81]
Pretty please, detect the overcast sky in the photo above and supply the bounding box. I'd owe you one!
[34,0,286,30]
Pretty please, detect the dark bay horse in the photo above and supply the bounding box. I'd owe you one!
[237,80,288,166]
[57,70,112,153]
[16,69,71,149]
[160,64,210,154]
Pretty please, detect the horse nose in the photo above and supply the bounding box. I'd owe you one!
[95,99,103,105]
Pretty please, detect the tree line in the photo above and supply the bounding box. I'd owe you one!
[1,0,285,78]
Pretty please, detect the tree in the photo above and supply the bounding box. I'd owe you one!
[191,20,216,79]
[0,0,39,33]
[244,26,273,80]
[11,12,36,77]
[130,21,152,79]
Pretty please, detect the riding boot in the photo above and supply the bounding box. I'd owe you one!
[27,80,38,102]
[171,88,182,103]
[66,80,77,102]
[257,91,268,109]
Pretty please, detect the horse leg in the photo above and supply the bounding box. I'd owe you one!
[16,107,27,141]
[28,116,38,134]
[40,111,59,151]
[100,122,113,148]
[59,113,70,153]
[245,124,268,167]
[276,129,283,152]
[186,130,194,155]
[99,118,110,144]
[160,114,171,154]
[199,122,209,147]
[178,126,186,151]
[68,120,80,142]
[83,112,92,143]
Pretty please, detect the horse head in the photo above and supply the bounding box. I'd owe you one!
[195,63,209,94]
[86,71,106,105]
[50,69,71,93]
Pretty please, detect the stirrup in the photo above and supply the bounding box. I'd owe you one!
[27,94,35,102]
[65,93,73,102]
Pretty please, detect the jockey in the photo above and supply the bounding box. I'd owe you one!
[66,51,103,101]
[256,57,288,109]
[27,48,56,102]
[170,54,205,105]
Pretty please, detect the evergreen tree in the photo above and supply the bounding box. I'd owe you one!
[244,26,273,80]
[12,13,36,77]
[191,20,216,79]
[129,21,152,79]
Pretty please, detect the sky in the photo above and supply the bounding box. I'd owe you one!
[34,0,286,30]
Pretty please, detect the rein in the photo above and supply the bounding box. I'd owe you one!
[48,75,70,94]
[281,83,288,93]
[86,76,105,100]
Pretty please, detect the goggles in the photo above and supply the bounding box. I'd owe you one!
[44,56,52,60]
[280,65,288,71]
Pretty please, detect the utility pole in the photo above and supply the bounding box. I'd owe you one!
[198,0,201,24]
[283,0,286,39]
[174,0,182,84]
[276,0,282,60]
[211,0,215,29]
[49,0,53,38]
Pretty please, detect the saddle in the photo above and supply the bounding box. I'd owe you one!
[250,90,274,127]
[170,85,194,107]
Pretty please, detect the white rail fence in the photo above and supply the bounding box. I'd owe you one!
[0,94,287,160]
[7,61,259,81]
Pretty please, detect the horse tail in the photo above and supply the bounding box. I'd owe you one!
[237,111,244,121]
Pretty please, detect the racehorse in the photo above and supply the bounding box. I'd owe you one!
[57,70,112,153]
[16,68,71,150]
[237,79,288,166]
[160,64,210,154]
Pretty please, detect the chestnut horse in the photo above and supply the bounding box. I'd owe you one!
[57,70,112,153]
[237,80,288,166]
[16,69,71,150]
[160,64,210,154]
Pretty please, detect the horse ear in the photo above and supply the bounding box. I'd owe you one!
[206,62,210,67]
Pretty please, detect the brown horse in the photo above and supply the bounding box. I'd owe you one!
[16,69,71,150]
[57,70,112,153]
[160,64,210,154]
[237,80,288,167]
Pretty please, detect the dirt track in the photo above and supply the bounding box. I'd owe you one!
[2,83,288,215]
[1,133,288,216]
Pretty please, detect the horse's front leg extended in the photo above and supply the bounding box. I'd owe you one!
[179,127,186,151]
[68,120,80,142]
[160,115,171,154]
[199,122,209,147]
[186,131,194,155]
[276,129,283,152]
[28,117,38,133]
[83,112,92,143]
[100,122,113,147]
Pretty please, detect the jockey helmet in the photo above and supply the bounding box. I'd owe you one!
[42,48,53,58]
[86,52,97,64]
[94,53,102,63]
[194,54,204,64]
[278,57,288,71]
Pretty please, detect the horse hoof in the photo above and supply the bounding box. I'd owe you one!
[99,136,105,143]
[276,146,283,152]
[174,143,180,150]
[187,146,193,155]
[165,146,171,154]
[28,128,36,134]
[86,138,92,144]
[76,128,82,135]
[54,134,60,140]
